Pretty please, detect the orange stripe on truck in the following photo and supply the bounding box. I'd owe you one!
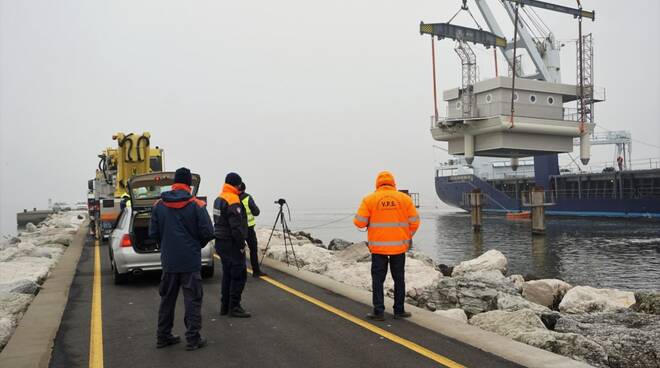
[100,213,119,221]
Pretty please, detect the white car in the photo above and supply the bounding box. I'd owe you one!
[108,172,214,284]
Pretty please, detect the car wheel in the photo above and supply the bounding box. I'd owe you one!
[113,261,129,285]
[201,263,214,279]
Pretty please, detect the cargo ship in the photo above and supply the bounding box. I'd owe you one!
[421,1,660,218]
[434,152,660,218]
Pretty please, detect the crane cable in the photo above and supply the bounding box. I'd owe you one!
[577,0,585,134]
[431,37,439,122]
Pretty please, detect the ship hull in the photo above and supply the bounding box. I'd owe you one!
[435,174,660,219]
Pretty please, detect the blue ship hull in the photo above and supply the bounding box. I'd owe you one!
[435,155,660,219]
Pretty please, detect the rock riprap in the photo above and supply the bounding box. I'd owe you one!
[0,210,85,352]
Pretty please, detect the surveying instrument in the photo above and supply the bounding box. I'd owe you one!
[260,198,299,269]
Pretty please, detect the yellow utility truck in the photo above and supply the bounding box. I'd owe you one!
[89,132,163,240]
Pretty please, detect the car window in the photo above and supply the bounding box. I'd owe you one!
[115,209,129,230]
[132,185,197,200]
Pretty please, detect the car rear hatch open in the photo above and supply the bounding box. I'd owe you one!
[128,172,201,253]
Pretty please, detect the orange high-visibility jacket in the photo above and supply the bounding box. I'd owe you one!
[353,171,420,255]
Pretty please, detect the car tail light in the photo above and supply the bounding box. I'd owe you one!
[120,234,132,247]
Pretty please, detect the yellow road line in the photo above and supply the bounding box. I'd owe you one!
[89,240,104,368]
[213,254,464,367]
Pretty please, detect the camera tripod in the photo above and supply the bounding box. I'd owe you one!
[260,198,300,270]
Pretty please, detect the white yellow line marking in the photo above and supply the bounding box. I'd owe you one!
[89,240,104,368]
[214,254,465,367]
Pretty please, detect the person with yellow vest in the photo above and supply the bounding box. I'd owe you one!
[238,182,267,277]
[353,171,420,321]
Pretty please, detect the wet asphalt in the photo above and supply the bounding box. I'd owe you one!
[49,236,521,368]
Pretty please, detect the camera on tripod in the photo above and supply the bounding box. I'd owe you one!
[261,198,299,269]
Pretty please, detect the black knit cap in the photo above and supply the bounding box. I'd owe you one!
[174,167,192,186]
[225,172,242,187]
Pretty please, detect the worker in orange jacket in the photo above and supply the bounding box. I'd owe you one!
[353,171,420,321]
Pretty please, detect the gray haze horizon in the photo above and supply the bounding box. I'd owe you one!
[1,0,659,235]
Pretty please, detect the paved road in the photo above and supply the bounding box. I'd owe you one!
[50,237,522,368]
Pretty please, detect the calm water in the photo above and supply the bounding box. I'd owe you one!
[258,207,660,291]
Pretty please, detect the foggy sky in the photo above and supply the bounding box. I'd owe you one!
[1,0,659,235]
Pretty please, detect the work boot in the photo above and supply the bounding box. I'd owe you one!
[220,305,229,316]
[394,311,412,319]
[186,337,208,351]
[366,312,385,321]
[156,335,181,349]
[230,305,252,318]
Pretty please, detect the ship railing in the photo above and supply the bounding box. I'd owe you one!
[564,157,660,173]
[550,188,660,200]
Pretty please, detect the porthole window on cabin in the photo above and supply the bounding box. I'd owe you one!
[529,94,537,103]
[547,96,555,105]
[485,94,493,104]
[513,92,519,102]
[455,101,462,110]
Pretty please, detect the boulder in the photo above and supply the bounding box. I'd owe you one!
[470,309,608,367]
[434,308,468,323]
[0,257,54,285]
[507,274,525,293]
[0,316,15,350]
[452,249,507,276]
[328,238,353,251]
[556,311,660,368]
[559,286,636,314]
[423,270,518,316]
[0,280,40,295]
[632,291,660,315]
[9,237,21,245]
[496,292,550,314]
[335,242,370,263]
[522,279,572,310]
[0,292,34,315]
[436,264,453,277]
[30,248,53,259]
[25,223,38,233]
[291,231,324,246]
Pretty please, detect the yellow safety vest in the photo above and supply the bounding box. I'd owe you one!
[241,195,256,227]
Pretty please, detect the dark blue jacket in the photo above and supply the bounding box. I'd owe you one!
[149,189,214,273]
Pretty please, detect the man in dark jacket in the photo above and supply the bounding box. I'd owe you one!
[213,172,251,318]
[149,167,214,351]
[239,182,266,277]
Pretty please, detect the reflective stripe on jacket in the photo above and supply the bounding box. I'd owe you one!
[353,171,420,255]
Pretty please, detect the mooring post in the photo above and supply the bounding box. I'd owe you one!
[531,187,546,235]
[469,189,483,232]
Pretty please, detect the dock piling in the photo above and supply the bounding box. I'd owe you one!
[469,189,483,232]
[530,187,546,235]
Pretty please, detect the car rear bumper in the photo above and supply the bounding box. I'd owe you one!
[113,244,214,274]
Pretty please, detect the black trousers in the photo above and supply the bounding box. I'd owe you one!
[157,271,203,344]
[217,240,247,310]
[371,253,406,315]
[246,226,261,273]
